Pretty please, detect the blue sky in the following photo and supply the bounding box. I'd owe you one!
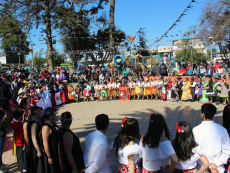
[25,0,212,60]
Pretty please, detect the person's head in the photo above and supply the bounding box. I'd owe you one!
[201,103,217,120]
[20,98,28,110]
[172,121,197,162]
[13,110,23,121]
[113,117,140,157]
[223,104,230,137]
[142,113,170,148]
[60,111,72,129]
[40,107,56,125]
[95,114,109,131]
[30,89,35,96]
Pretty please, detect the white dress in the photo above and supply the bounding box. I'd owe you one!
[176,146,204,170]
[139,140,175,171]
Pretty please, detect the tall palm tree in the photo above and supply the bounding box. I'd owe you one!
[109,0,115,60]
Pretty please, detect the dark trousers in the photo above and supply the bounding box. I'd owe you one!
[16,146,24,173]
[216,95,220,104]
[191,87,195,101]
[178,89,182,100]
[0,136,5,166]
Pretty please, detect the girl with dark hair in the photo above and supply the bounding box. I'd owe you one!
[59,112,85,173]
[27,106,44,173]
[172,121,209,173]
[223,105,230,172]
[41,107,60,173]
[113,117,141,173]
[140,113,178,173]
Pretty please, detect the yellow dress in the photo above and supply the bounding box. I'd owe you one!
[135,82,141,95]
[181,81,192,100]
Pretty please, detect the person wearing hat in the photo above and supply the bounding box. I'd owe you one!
[213,77,222,105]
[177,76,183,101]
[219,77,228,105]
[156,77,163,100]
[205,76,216,103]
[190,77,196,102]
[111,79,116,100]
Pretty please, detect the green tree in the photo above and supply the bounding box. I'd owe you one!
[53,51,65,67]
[109,0,115,59]
[33,53,46,68]
[175,48,208,62]
[0,7,30,59]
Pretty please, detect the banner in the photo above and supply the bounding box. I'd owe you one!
[119,85,130,101]
[51,91,66,107]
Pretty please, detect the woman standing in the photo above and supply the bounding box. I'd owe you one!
[112,117,141,173]
[94,82,101,101]
[130,80,136,100]
[100,81,107,101]
[135,79,141,100]
[220,78,229,105]
[59,112,85,173]
[140,114,178,173]
[201,76,210,104]
[205,77,215,103]
[194,78,202,102]
[60,67,67,81]
[68,84,76,100]
[41,107,60,173]
[30,90,39,106]
[172,121,209,173]
[171,79,179,102]
[27,106,44,173]
[83,82,91,102]
[181,78,192,101]
[8,95,18,112]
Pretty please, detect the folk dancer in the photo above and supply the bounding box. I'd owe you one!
[177,76,183,101]
[135,79,141,100]
[181,78,192,101]
[116,80,120,100]
[111,80,117,100]
[94,82,101,101]
[201,76,210,104]
[100,81,107,101]
[131,80,136,100]
[83,82,91,102]
[166,78,173,100]
[162,78,168,101]
[107,82,112,101]
[143,79,151,100]
[156,77,163,100]
[220,77,229,105]
[190,77,196,102]
[194,77,202,102]
[213,77,221,105]
[171,79,179,102]
[205,76,215,103]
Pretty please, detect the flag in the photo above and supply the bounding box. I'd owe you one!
[119,85,130,101]
[51,91,66,106]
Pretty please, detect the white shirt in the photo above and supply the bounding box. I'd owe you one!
[176,146,204,170]
[139,140,175,171]
[112,83,116,89]
[190,81,197,88]
[84,130,112,173]
[193,121,230,173]
[116,143,141,165]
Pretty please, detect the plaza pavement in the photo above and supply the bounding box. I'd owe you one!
[3,99,225,172]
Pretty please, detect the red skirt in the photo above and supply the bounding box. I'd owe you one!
[142,168,163,173]
[83,89,91,96]
[173,168,194,173]
[118,163,140,173]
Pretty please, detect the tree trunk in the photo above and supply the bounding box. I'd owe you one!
[44,0,54,70]
[109,0,115,61]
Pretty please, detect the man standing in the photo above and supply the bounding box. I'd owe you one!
[177,76,183,100]
[190,77,196,102]
[160,63,167,76]
[166,62,172,76]
[84,114,112,173]
[193,104,230,173]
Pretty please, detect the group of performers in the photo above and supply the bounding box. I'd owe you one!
[79,76,229,105]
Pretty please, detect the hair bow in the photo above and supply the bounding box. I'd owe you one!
[150,113,155,122]
[121,116,129,127]
[175,124,184,134]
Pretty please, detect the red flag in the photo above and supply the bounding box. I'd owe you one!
[119,85,130,101]
[51,91,66,106]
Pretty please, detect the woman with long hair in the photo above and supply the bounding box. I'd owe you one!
[59,112,85,173]
[27,106,44,173]
[194,77,202,102]
[220,77,228,105]
[223,105,230,172]
[172,121,209,173]
[140,113,178,173]
[41,107,60,173]
[201,76,210,104]
[113,117,141,173]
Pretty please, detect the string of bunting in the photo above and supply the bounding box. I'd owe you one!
[150,0,196,46]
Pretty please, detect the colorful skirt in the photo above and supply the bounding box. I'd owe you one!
[152,86,158,95]
[135,86,141,95]
[118,163,140,173]
[173,168,194,173]
[171,88,179,102]
[107,89,112,97]
[142,168,163,173]
[94,90,101,97]
[144,87,151,96]
[130,88,136,96]
[101,89,107,96]
[181,89,192,101]
[140,88,144,95]
[116,89,120,96]
[111,89,116,96]
[83,89,91,96]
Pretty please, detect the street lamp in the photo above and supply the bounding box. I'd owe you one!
[190,46,193,69]
[17,52,21,65]
[30,47,34,68]
[209,36,214,62]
